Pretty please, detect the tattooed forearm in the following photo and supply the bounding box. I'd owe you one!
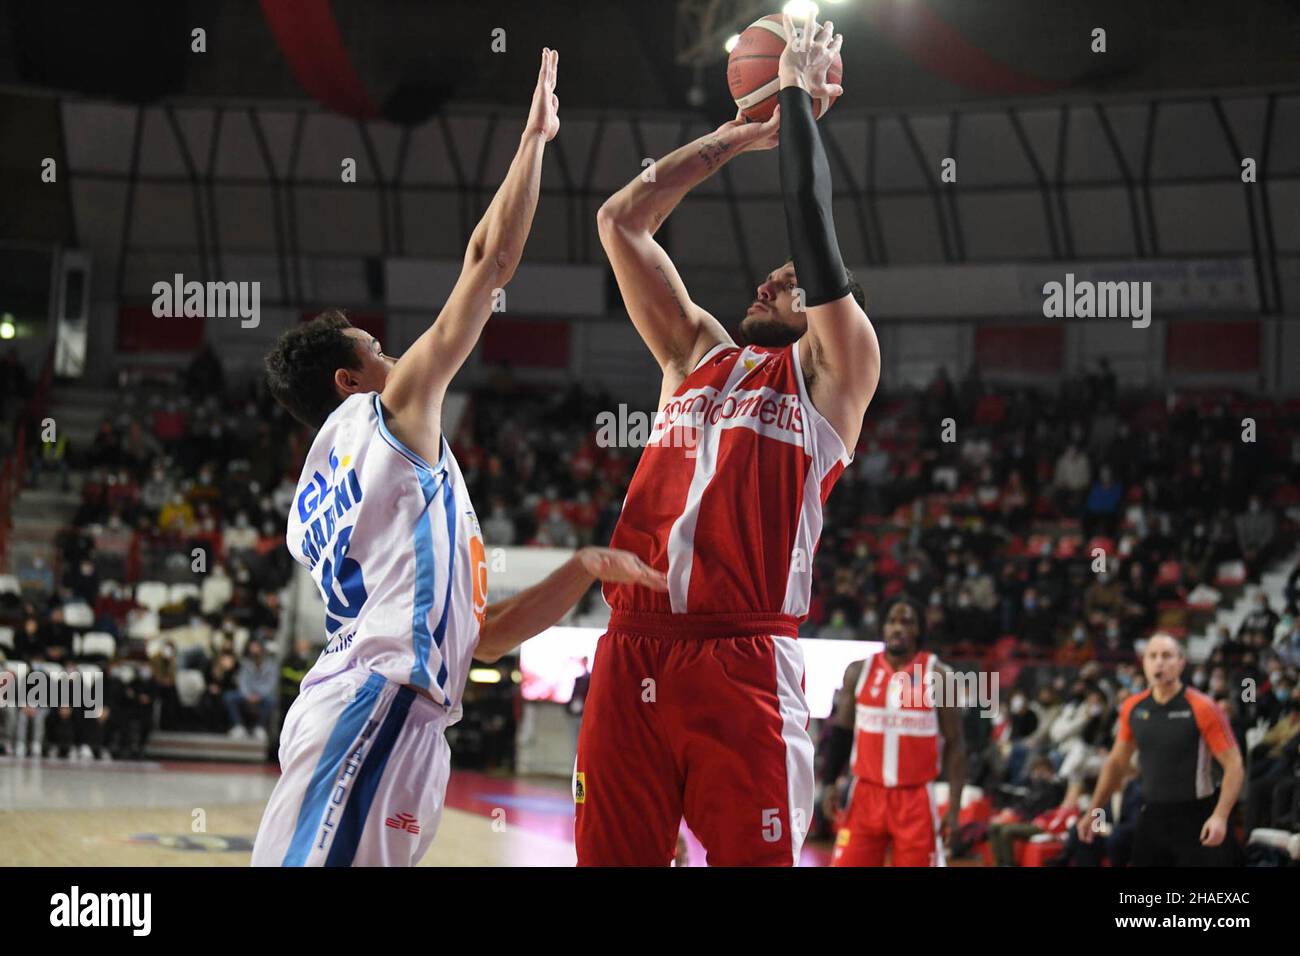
[696,136,732,172]
[654,265,690,320]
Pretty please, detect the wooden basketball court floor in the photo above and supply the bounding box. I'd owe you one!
[0,756,835,866]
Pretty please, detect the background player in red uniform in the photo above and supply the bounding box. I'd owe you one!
[579,12,880,865]
[823,597,967,866]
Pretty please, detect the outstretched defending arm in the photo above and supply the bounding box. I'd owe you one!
[778,13,880,452]
[596,112,779,390]
[381,49,560,465]
[474,548,667,662]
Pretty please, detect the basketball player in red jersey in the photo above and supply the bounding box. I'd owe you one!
[578,13,879,865]
[823,597,968,866]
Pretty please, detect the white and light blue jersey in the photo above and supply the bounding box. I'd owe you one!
[287,392,486,723]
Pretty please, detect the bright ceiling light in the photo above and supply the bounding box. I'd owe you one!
[783,0,820,19]
[724,33,741,53]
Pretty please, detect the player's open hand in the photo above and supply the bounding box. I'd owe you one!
[578,546,668,592]
[527,48,560,142]
[718,104,781,152]
[1076,811,1097,844]
[778,11,843,99]
[941,809,960,852]
[821,778,843,821]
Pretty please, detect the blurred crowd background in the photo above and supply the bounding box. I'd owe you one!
[2,344,1297,859]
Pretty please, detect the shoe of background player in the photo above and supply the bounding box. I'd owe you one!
[15,742,27,758]
[229,725,248,740]
[253,726,267,742]
[79,744,94,760]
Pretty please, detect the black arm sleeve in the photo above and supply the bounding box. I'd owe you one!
[778,85,851,308]
[822,723,853,783]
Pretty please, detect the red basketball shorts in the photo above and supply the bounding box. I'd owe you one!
[574,611,814,866]
[831,777,944,867]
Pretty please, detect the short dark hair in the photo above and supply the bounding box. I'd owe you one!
[264,309,361,429]
[784,258,867,312]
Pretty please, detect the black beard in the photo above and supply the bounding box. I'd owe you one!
[739,317,801,348]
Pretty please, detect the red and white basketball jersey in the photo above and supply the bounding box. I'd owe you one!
[603,343,851,617]
[851,651,943,788]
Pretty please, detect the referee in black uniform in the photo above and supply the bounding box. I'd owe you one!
[1079,633,1244,865]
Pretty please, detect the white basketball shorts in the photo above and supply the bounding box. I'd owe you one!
[251,669,451,867]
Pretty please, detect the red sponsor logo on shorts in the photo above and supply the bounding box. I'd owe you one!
[385,812,421,835]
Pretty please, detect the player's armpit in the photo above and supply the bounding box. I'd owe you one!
[801,295,880,444]
[595,212,733,380]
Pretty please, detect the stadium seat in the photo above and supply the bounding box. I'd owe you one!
[134,581,169,613]
[176,669,206,708]
[201,574,234,614]
[1053,535,1081,560]
[991,636,1018,661]
[80,632,117,659]
[168,582,201,606]
[1214,561,1246,587]
[126,609,160,640]
[1085,536,1116,558]
[1156,561,1182,586]
[1019,834,1065,867]
[62,601,95,629]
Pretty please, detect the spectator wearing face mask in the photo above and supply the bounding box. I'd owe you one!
[1053,443,1092,514]
[1242,693,1300,834]
[150,638,181,730]
[901,559,935,606]
[963,559,997,612]
[1083,570,1126,632]
[1238,592,1279,647]
[223,510,258,562]
[1235,496,1276,582]
[1259,671,1294,726]
[1057,622,1096,667]
[159,492,196,534]
[999,690,1040,784]
[1048,682,1101,786]
[224,639,279,741]
[1088,617,1123,663]
[1083,466,1123,538]
[816,608,856,642]
[140,462,174,514]
[1018,588,1055,651]
[1275,614,1300,668]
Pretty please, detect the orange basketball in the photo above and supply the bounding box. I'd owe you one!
[727,14,843,123]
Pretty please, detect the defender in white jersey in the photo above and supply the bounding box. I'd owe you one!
[250,51,666,867]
